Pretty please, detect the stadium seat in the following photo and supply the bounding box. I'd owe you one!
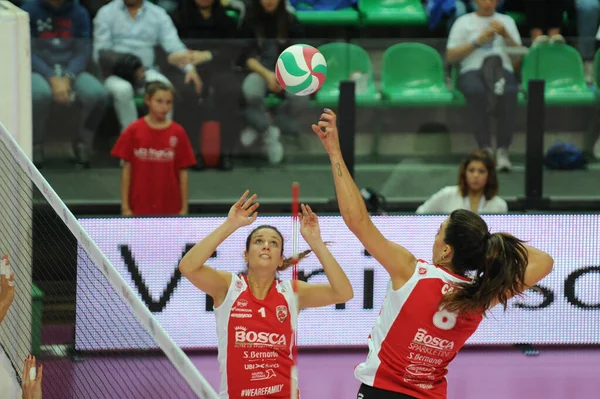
[315,42,381,106]
[264,93,283,108]
[521,44,596,105]
[593,48,600,89]
[295,8,360,26]
[359,0,427,26]
[134,94,145,109]
[381,43,453,106]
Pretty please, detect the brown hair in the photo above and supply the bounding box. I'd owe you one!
[458,151,499,200]
[245,225,312,272]
[144,81,175,100]
[438,209,529,315]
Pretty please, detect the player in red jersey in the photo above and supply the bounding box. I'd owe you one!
[179,190,354,399]
[312,110,554,399]
[111,82,196,216]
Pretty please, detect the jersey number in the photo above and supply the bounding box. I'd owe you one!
[258,307,266,318]
[433,308,457,330]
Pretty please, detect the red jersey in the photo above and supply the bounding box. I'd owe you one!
[214,273,298,399]
[111,118,196,216]
[354,260,483,399]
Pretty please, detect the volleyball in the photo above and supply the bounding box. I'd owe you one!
[276,44,327,96]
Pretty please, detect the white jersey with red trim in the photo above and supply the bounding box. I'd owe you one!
[354,260,483,399]
[214,273,298,399]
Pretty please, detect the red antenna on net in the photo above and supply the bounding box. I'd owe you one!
[290,181,300,399]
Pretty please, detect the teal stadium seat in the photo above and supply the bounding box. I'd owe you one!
[381,43,453,106]
[359,0,427,26]
[315,42,381,107]
[521,44,596,105]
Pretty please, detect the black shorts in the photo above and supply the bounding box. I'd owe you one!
[357,384,417,399]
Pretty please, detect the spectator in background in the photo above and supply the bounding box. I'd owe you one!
[111,82,196,216]
[92,0,203,134]
[416,150,508,214]
[447,0,521,172]
[525,0,567,46]
[237,0,307,165]
[169,0,240,170]
[23,0,109,169]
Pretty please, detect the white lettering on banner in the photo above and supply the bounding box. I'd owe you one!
[133,148,175,162]
[243,351,279,360]
[241,384,284,397]
[413,329,455,350]
[75,215,600,351]
[235,327,287,347]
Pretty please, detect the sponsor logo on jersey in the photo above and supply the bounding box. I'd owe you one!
[236,299,248,307]
[133,148,175,162]
[276,305,288,323]
[169,136,177,147]
[418,267,427,275]
[235,326,287,347]
[250,369,277,381]
[405,363,436,376]
[244,363,280,370]
[441,283,455,295]
[243,350,279,360]
[413,328,455,350]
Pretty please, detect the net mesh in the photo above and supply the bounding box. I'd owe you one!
[0,124,218,399]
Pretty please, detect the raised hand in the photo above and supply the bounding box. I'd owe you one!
[0,254,15,309]
[227,190,260,229]
[299,204,321,244]
[311,109,341,154]
[22,355,43,399]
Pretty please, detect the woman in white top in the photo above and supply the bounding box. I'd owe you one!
[446,0,523,172]
[416,150,508,214]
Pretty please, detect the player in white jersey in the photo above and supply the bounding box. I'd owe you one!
[179,191,354,399]
[312,110,554,399]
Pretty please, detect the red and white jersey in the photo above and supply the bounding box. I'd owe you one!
[214,273,298,399]
[355,260,483,399]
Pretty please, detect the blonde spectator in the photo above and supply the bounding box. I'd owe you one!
[416,151,508,214]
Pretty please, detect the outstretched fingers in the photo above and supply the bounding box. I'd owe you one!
[236,190,250,206]
[242,193,258,210]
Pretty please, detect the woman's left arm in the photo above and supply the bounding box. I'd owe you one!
[295,205,353,309]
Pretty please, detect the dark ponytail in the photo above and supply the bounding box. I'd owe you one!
[438,210,529,315]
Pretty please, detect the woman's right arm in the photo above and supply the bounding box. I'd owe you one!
[179,221,237,303]
[179,191,260,303]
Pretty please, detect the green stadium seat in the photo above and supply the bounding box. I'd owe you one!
[593,48,600,89]
[134,94,145,108]
[521,44,596,105]
[295,8,360,26]
[359,0,427,26]
[315,42,381,107]
[225,9,240,21]
[264,93,283,108]
[381,43,453,106]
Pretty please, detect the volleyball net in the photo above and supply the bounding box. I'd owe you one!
[0,120,218,398]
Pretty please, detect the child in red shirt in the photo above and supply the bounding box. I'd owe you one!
[111,82,196,216]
